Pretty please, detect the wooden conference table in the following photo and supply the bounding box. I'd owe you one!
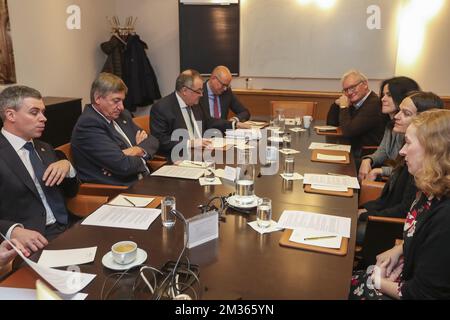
[1,122,358,300]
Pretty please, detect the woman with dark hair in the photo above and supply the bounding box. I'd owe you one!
[359,77,419,181]
[357,92,444,246]
[351,109,450,299]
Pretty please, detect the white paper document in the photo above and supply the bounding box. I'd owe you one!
[280,173,304,181]
[151,165,205,180]
[311,184,348,192]
[303,174,360,189]
[244,121,267,129]
[290,127,306,133]
[309,142,351,153]
[289,228,342,249]
[279,148,300,155]
[38,247,97,268]
[225,128,261,140]
[108,194,154,207]
[176,160,206,168]
[314,125,338,131]
[248,220,283,234]
[0,287,88,300]
[277,210,351,238]
[81,205,161,230]
[0,236,96,295]
[316,153,347,161]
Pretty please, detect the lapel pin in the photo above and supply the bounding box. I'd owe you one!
[123,120,127,124]
[41,148,45,152]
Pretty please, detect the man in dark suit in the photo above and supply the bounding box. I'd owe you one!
[199,65,250,123]
[71,73,159,186]
[0,86,79,253]
[151,69,239,159]
[326,70,387,158]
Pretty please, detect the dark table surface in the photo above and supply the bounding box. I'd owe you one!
[1,122,358,300]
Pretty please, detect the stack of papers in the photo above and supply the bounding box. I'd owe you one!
[303,173,360,191]
[151,165,205,180]
[277,210,351,248]
[225,128,262,140]
[309,142,351,153]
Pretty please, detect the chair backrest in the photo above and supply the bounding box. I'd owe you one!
[270,100,317,118]
[132,115,150,134]
[56,143,73,163]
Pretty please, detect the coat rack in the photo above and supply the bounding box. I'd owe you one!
[107,16,137,44]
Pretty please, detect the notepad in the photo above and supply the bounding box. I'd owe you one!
[289,229,342,249]
[309,142,351,153]
[316,153,347,162]
[108,194,154,207]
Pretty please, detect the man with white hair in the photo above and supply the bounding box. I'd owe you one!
[327,70,387,158]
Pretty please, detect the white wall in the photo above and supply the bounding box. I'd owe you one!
[395,0,450,94]
[3,0,449,105]
[5,0,115,105]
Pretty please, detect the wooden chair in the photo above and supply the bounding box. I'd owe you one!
[132,115,168,170]
[56,143,128,198]
[270,100,317,118]
[132,115,150,134]
[356,179,405,268]
[66,194,108,218]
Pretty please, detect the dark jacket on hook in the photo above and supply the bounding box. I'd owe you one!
[101,36,126,78]
[122,34,161,112]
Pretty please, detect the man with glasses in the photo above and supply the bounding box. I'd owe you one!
[71,73,159,186]
[151,69,235,159]
[326,70,387,159]
[199,66,250,127]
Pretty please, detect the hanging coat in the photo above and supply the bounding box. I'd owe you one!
[122,34,161,112]
[101,36,126,78]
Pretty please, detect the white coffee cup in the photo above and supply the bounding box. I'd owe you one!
[303,115,313,128]
[111,241,137,265]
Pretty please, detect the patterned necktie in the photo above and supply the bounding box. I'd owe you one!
[23,142,68,225]
[213,95,220,119]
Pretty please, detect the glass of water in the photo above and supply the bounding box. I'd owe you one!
[282,133,291,150]
[257,198,272,228]
[161,196,176,228]
[284,156,295,177]
[204,160,215,182]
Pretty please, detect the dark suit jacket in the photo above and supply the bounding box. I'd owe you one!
[199,82,250,122]
[150,92,231,157]
[326,91,387,154]
[71,105,159,186]
[0,134,78,236]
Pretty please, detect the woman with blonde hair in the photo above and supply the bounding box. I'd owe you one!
[351,109,450,299]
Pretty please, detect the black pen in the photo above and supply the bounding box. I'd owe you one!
[123,197,136,207]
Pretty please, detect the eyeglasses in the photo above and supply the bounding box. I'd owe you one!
[342,81,363,94]
[214,76,230,90]
[184,86,203,95]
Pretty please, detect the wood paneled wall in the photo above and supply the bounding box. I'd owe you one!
[234,89,450,120]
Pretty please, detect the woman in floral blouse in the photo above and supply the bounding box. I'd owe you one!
[350,109,450,299]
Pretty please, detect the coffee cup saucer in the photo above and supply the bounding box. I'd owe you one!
[226,195,262,209]
[102,248,147,271]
